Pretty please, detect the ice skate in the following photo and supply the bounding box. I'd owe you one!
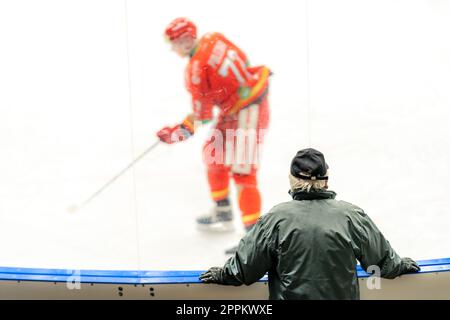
[196,205,235,232]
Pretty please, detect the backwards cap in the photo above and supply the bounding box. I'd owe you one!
[290,148,329,181]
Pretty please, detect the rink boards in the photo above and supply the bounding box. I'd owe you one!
[0,258,449,299]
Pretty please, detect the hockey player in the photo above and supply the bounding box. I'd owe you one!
[157,18,271,253]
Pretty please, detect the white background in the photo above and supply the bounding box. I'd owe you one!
[0,0,449,271]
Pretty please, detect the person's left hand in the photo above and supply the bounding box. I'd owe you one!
[400,257,421,274]
[199,267,224,284]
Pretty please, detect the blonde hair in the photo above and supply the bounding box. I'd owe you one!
[289,172,328,193]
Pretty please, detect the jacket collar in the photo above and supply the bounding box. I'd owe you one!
[289,189,337,201]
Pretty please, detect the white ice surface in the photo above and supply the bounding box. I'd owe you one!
[0,0,449,271]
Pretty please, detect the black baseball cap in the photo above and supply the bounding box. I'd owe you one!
[290,148,329,180]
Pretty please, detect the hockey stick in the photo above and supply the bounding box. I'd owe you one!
[67,140,161,213]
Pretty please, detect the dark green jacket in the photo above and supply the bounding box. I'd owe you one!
[220,190,403,299]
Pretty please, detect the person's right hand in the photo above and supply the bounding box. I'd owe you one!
[400,257,420,274]
[157,123,193,144]
[156,126,176,144]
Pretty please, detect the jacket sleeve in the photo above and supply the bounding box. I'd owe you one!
[352,209,403,279]
[219,217,274,286]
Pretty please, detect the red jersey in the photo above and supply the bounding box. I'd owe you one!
[185,32,270,122]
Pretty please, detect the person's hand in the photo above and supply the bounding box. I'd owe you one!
[156,126,176,144]
[400,257,420,274]
[156,125,192,144]
[199,267,224,284]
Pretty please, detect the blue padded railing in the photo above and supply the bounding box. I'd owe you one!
[0,258,449,285]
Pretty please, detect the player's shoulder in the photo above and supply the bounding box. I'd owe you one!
[197,32,229,50]
[200,32,226,41]
[190,33,218,60]
[191,32,230,68]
